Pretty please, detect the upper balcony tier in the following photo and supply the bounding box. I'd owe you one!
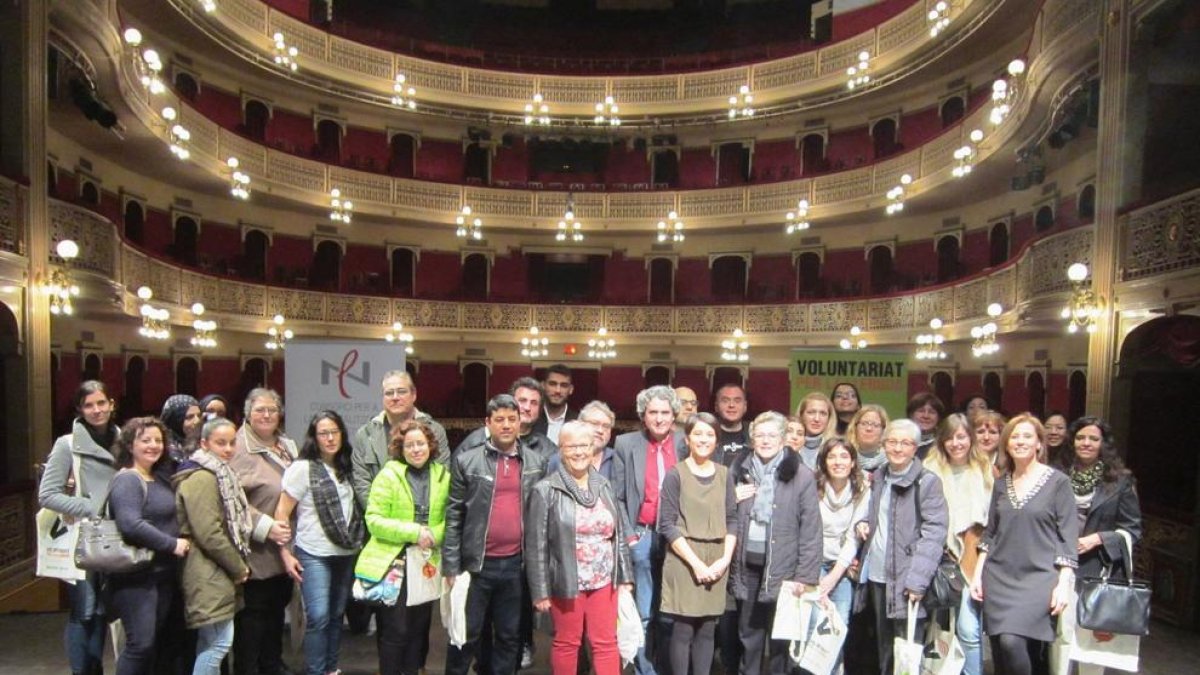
[118,0,1038,124]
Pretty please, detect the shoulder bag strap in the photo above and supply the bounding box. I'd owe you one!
[71,453,83,497]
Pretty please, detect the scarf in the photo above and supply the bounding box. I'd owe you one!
[748,451,786,525]
[558,464,602,508]
[190,449,253,557]
[83,420,117,454]
[858,448,887,474]
[1070,461,1105,496]
[308,460,364,550]
[822,481,854,512]
[799,435,823,470]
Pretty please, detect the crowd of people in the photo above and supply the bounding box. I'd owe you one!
[37,366,1143,675]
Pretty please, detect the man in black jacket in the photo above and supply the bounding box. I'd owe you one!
[444,394,548,675]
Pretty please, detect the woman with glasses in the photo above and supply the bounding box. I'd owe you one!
[729,411,822,675]
[971,414,1077,675]
[38,380,120,675]
[548,400,617,480]
[657,412,737,675]
[794,392,837,470]
[527,421,633,675]
[854,419,948,674]
[924,413,995,675]
[848,404,890,478]
[276,411,363,675]
[830,383,862,435]
[358,420,449,675]
[228,388,297,675]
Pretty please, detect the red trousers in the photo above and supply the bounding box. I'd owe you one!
[549,584,620,675]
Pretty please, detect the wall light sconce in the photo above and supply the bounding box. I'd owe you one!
[385,322,415,354]
[656,211,684,243]
[456,205,483,240]
[272,32,299,72]
[588,327,617,360]
[721,329,750,362]
[728,85,755,119]
[885,174,913,215]
[915,318,947,360]
[190,303,217,348]
[42,239,81,316]
[989,59,1026,125]
[928,1,954,37]
[521,326,548,359]
[392,73,416,109]
[557,195,583,242]
[840,326,867,350]
[952,129,984,178]
[847,51,870,90]
[137,286,171,340]
[1061,263,1104,334]
[330,188,353,224]
[594,96,620,126]
[161,107,191,161]
[785,199,810,234]
[227,157,251,200]
[525,93,549,125]
[266,314,293,350]
[971,303,1002,357]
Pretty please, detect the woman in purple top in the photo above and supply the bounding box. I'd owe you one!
[107,417,192,675]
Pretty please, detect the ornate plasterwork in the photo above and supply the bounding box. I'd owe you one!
[1122,187,1200,281]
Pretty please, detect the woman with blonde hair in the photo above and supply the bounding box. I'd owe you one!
[847,404,890,477]
[924,413,995,675]
[794,392,837,470]
[973,410,1006,469]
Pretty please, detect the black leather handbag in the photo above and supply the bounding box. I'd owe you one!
[923,553,965,611]
[1077,531,1151,636]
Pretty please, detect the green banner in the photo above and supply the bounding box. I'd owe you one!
[789,349,910,421]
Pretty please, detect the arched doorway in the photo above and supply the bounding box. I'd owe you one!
[649,258,673,304]
[460,362,489,418]
[464,143,489,184]
[651,149,679,187]
[800,134,826,175]
[389,133,416,178]
[123,356,146,419]
[643,366,670,390]
[80,181,99,205]
[940,97,965,127]
[711,368,745,402]
[124,200,145,246]
[173,216,199,267]
[82,353,101,383]
[315,119,342,163]
[871,118,898,159]
[931,372,954,413]
[983,372,1003,412]
[988,222,1009,267]
[461,254,489,299]
[174,71,199,101]
[711,255,747,301]
[237,358,269,413]
[868,246,893,294]
[1035,205,1055,233]
[176,357,199,397]
[391,248,416,296]
[0,303,22,485]
[1078,185,1096,222]
[244,100,270,141]
[311,240,342,291]
[1026,371,1046,420]
[243,230,268,281]
[1068,370,1087,422]
[936,236,961,283]
[796,252,821,298]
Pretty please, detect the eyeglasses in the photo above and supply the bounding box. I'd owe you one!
[316,429,341,438]
[582,418,613,430]
[856,420,883,430]
[561,443,593,455]
[252,407,280,416]
[383,388,412,399]
[883,438,916,449]
[678,398,698,407]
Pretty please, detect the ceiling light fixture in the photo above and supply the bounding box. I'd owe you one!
[928,1,953,38]
[384,322,415,354]
[42,239,81,316]
[1061,263,1104,334]
[137,286,171,340]
[556,195,583,242]
[952,129,984,178]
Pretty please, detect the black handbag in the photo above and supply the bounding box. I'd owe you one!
[912,472,964,611]
[1077,530,1151,636]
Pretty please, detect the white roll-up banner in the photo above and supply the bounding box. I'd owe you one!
[283,340,406,441]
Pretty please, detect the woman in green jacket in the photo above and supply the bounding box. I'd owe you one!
[174,418,252,675]
[357,420,449,675]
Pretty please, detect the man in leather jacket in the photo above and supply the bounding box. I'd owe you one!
[443,394,548,675]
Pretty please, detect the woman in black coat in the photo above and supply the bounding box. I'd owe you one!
[1061,416,1142,580]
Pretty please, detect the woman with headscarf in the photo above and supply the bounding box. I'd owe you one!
[174,417,253,675]
[276,411,364,675]
[161,394,203,465]
[729,411,822,675]
[228,388,296,675]
[199,394,231,423]
[848,404,890,479]
[38,380,120,675]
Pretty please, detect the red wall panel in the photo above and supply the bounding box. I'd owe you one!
[195,221,244,271]
[343,243,389,293]
[143,207,175,257]
[267,109,315,155]
[492,138,530,184]
[960,228,991,274]
[416,250,462,299]
[1002,373,1030,417]
[605,145,650,185]
[900,107,943,150]
[490,252,528,301]
[748,255,794,301]
[895,239,937,287]
[416,140,465,183]
[342,127,389,169]
[752,139,800,182]
[747,368,791,417]
[597,365,648,420]
[602,253,648,305]
[190,87,243,132]
[677,149,716,189]
[832,0,914,40]
[269,233,315,282]
[822,248,868,296]
[673,258,713,304]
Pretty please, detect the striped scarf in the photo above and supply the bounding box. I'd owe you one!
[308,461,364,550]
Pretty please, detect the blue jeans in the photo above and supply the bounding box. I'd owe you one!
[65,575,106,674]
[194,619,233,675]
[295,548,355,675]
[629,527,657,675]
[957,588,984,675]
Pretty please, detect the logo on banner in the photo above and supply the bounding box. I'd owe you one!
[322,349,371,399]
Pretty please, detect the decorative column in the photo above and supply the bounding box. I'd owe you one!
[1085,0,1131,417]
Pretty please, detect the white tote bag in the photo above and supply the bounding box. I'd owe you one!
[36,455,86,582]
[795,603,848,675]
[1056,582,1140,673]
[892,599,924,675]
[920,611,966,675]
[772,581,817,641]
[405,546,443,606]
[439,572,471,648]
[616,587,644,667]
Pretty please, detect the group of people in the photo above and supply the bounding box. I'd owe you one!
[36,365,1142,675]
